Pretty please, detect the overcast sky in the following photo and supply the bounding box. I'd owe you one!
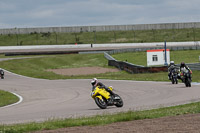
[1,0,200,28]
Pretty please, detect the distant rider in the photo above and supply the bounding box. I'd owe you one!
[168,61,176,80]
[179,62,192,81]
[180,62,191,72]
[0,69,4,79]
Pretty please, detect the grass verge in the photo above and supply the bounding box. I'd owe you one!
[0,50,199,132]
[1,28,200,46]
[0,90,19,107]
[0,101,200,133]
[112,49,200,66]
[0,50,199,82]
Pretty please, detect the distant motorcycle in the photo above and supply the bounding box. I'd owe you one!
[170,69,178,84]
[181,68,192,87]
[91,86,123,109]
[0,69,4,79]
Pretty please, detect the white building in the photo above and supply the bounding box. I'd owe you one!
[147,49,170,66]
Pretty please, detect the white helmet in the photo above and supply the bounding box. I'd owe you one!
[91,78,97,86]
[170,61,174,65]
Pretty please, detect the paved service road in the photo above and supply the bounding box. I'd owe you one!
[0,71,200,124]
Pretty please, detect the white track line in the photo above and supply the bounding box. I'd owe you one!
[0,92,23,109]
[3,69,47,80]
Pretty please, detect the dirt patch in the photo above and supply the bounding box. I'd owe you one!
[34,113,200,133]
[47,67,119,76]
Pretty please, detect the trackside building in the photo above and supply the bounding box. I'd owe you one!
[147,49,170,66]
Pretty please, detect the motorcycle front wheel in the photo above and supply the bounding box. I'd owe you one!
[185,78,191,87]
[187,78,191,87]
[95,97,107,109]
[171,78,174,84]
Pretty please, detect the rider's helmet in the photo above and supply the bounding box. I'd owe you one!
[170,61,174,65]
[91,78,97,86]
[181,62,185,67]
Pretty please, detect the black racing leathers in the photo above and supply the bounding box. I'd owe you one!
[168,65,176,79]
[92,82,114,96]
[180,65,192,80]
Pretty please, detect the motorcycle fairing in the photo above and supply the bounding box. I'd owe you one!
[91,86,111,100]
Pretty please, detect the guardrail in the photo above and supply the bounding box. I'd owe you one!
[104,52,116,61]
[176,63,200,71]
[106,45,200,55]
[104,50,200,73]
[108,60,168,74]
[104,52,168,73]
[187,63,200,71]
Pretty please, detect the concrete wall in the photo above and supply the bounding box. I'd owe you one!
[1,22,200,35]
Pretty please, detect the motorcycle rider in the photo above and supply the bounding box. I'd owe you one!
[91,78,115,103]
[168,61,176,80]
[0,69,4,79]
[180,62,191,71]
[179,62,192,81]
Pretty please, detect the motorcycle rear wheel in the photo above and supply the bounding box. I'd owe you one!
[114,94,123,107]
[171,79,174,84]
[175,79,178,84]
[95,97,107,109]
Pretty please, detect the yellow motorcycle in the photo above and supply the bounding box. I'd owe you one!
[91,86,123,109]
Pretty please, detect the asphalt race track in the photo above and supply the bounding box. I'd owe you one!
[0,71,200,124]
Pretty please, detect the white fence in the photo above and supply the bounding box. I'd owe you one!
[1,22,200,35]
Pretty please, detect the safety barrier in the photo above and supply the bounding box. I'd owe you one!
[106,45,200,55]
[104,52,168,73]
[176,63,200,71]
[108,60,167,74]
[104,48,200,73]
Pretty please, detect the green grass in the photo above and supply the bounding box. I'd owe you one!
[0,101,200,133]
[0,28,200,46]
[110,49,200,82]
[112,51,147,66]
[0,54,109,79]
[0,50,200,132]
[112,49,200,66]
[0,50,199,82]
[0,90,19,107]
[0,27,200,132]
